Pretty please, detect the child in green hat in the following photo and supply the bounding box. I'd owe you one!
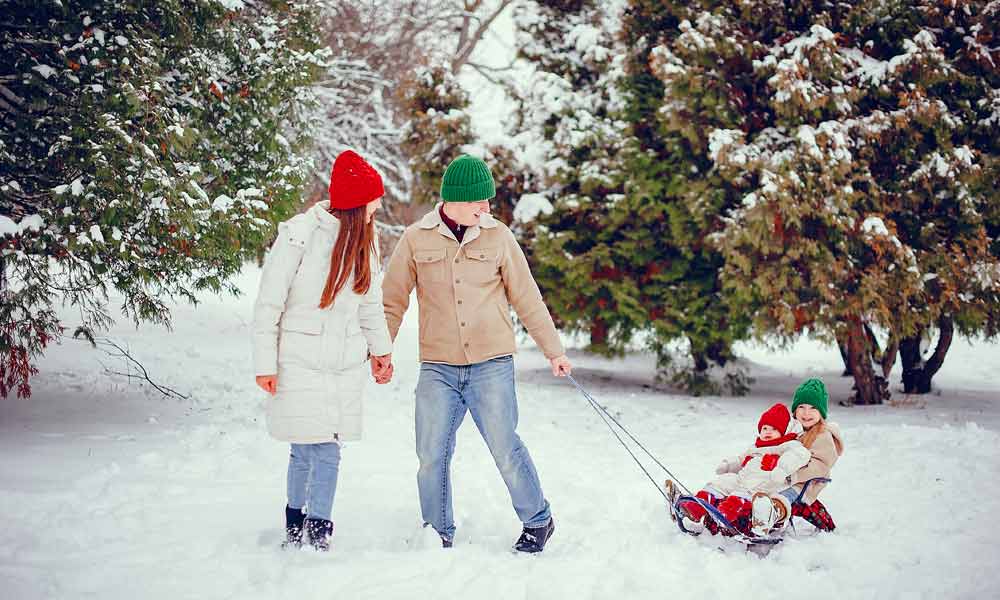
[752,378,845,534]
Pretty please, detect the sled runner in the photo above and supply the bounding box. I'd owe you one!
[666,477,833,551]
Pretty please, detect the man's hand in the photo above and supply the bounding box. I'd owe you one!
[549,354,572,377]
[256,374,277,395]
[371,353,393,384]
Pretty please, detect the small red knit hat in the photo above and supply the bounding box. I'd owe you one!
[328,150,384,210]
[758,403,791,434]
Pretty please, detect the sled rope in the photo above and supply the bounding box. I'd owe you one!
[566,374,694,500]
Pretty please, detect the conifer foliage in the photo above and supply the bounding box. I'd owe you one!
[0,0,327,398]
[655,1,1000,403]
[517,0,753,394]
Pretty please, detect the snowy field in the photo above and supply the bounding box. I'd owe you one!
[1,266,998,600]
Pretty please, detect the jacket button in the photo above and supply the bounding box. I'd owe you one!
[457,299,463,305]
[461,322,466,327]
[464,342,470,348]
[455,279,461,284]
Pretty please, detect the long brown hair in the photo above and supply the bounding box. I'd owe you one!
[799,419,826,449]
[319,205,374,308]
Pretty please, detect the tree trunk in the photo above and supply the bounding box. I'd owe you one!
[881,334,899,378]
[864,322,883,363]
[900,317,954,394]
[846,316,889,405]
[705,340,730,368]
[590,317,608,348]
[692,350,709,373]
[837,337,852,376]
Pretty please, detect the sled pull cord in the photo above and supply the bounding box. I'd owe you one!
[566,374,693,501]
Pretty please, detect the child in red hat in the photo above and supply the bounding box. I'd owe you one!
[666,403,810,536]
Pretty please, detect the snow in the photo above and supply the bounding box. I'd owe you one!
[708,129,743,162]
[861,216,890,236]
[2,267,999,599]
[0,213,44,236]
[31,64,57,80]
[513,193,553,222]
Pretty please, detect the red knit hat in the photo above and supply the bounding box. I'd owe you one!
[758,403,791,434]
[328,150,384,210]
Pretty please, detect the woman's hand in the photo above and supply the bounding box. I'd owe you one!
[256,375,277,395]
[371,353,393,384]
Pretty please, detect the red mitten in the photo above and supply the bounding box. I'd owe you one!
[761,454,780,471]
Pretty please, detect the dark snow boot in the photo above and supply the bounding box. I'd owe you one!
[305,518,334,551]
[282,505,306,549]
[513,517,555,554]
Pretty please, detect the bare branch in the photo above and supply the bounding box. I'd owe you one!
[95,337,191,400]
[451,0,515,73]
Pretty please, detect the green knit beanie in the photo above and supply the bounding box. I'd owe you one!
[791,378,829,419]
[440,155,496,202]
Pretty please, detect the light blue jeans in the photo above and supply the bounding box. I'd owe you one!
[287,442,342,521]
[415,356,551,541]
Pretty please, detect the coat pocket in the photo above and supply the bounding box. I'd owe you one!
[278,315,324,369]
[414,248,447,283]
[341,330,368,369]
[465,247,499,283]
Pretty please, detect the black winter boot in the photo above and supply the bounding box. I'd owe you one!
[513,517,555,554]
[283,505,306,549]
[305,518,334,551]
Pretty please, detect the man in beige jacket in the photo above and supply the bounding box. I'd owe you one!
[382,155,571,553]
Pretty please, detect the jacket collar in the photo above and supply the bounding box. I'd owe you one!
[418,202,498,230]
[418,202,497,245]
[309,200,341,232]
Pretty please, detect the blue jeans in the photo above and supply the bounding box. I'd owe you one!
[287,442,342,521]
[415,356,551,540]
[778,486,800,505]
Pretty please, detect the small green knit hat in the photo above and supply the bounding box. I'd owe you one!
[440,155,496,202]
[791,378,829,419]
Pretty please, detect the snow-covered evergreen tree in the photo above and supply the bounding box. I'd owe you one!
[511,2,636,367]
[0,0,327,398]
[399,67,477,209]
[658,1,1000,403]
[515,0,753,394]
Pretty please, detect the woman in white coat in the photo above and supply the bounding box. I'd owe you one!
[252,149,394,551]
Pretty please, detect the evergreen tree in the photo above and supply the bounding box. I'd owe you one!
[0,0,327,398]
[661,1,1000,403]
[513,0,753,393]
[512,0,633,361]
[617,1,757,393]
[398,66,477,209]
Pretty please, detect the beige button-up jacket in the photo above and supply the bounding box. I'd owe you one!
[382,204,564,365]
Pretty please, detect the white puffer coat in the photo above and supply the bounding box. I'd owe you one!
[710,439,811,497]
[251,201,392,443]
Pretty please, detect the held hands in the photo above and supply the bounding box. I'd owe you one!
[371,353,394,384]
[549,354,572,377]
[256,374,277,395]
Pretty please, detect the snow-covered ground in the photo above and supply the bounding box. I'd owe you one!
[2,266,998,600]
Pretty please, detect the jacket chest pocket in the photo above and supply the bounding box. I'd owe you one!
[414,249,447,284]
[464,247,499,283]
[278,315,324,370]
